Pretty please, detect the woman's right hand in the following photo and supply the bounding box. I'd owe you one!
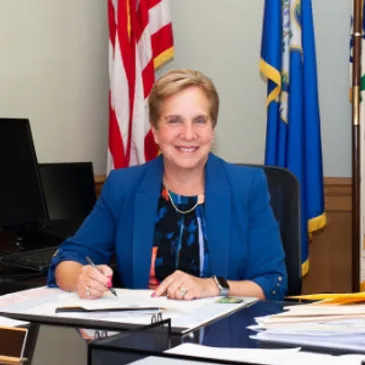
[76,264,113,299]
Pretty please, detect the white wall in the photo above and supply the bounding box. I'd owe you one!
[157,0,267,168]
[0,0,109,175]
[158,0,267,167]
[313,0,352,177]
[0,0,353,176]
[164,0,352,177]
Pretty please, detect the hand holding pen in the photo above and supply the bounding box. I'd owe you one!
[75,256,117,299]
[86,256,117,297]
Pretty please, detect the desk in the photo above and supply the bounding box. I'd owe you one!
[22,301,285,365]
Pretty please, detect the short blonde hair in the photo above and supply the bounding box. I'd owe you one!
[149,69,219,128]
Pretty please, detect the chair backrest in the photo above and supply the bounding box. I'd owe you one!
[237,163,302,296]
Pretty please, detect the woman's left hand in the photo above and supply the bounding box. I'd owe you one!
[152,270,219,300]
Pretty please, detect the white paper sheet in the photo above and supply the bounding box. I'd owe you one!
[0,287,257,333]
[0,315,28,328]
[57,289,206,310]
[250,331,365,355]
[250,318,365,335]
[166,343,365,365]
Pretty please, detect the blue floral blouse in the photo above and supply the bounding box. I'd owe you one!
[148,185,210,289]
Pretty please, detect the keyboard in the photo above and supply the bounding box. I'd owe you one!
[0,246,58,273]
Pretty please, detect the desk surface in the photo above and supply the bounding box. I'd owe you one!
[0,233,295,363]
[26,300,285,365]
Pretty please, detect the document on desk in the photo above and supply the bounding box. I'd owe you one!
[0,286,62,327]
[56,289,257,333]
[0,315,28,328]
[165,343,365,365]
[0,287,257,333]
[249,299,365,353]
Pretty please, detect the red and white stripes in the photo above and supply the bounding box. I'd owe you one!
[107,0,174,172]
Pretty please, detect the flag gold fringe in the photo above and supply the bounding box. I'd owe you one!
[308,212,327,232]
[302,259,310,277]
[154,47,174,69]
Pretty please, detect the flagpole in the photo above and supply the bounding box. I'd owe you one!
[351,0,362,293]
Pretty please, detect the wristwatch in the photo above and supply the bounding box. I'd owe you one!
[212,275,229,296]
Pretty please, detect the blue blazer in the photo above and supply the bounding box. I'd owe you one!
[47,154,288,300]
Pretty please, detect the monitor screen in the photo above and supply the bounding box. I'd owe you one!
[38,162,97,221]
[0,118,48,228]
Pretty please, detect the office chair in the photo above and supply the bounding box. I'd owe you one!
[238,164,302,296]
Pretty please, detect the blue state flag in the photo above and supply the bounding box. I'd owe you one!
[260,0,326,276]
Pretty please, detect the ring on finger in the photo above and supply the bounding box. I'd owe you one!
[86,285,91,297]
[179,287,187,298]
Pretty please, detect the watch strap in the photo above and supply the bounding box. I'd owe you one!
[212,275,229,297]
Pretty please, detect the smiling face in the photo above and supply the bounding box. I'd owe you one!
[151,86,214,172]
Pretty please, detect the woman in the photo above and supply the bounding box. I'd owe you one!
[48,69,287,301]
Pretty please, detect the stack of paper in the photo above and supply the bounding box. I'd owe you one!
[250,293,365,352]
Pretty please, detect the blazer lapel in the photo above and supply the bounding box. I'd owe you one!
[132,156,163,288]
[205,154,231,277]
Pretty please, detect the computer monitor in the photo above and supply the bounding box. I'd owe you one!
[38,162,97,221]
[0,118,48,228]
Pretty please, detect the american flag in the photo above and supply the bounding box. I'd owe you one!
[107,0,174,172]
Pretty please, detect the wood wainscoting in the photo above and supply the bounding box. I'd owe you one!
[302,177,352,294]
[94,175,353,294]
[94,175,106,197]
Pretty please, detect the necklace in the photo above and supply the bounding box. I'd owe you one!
[163,180,204,215]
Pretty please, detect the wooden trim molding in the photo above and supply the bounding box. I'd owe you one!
[304,177,352,294]
[324,177,351,212]
[95,174,106,197]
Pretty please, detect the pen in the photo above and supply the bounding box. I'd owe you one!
[55,306,163,313]
[86,256,118,297]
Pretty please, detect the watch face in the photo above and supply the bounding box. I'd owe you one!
[216,276,229,289]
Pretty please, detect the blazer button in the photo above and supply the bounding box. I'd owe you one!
[272,290,276,295]
[278,276,283,282]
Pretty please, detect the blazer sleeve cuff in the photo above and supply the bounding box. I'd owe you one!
[251,274,287,301]
[47,248,87,287]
